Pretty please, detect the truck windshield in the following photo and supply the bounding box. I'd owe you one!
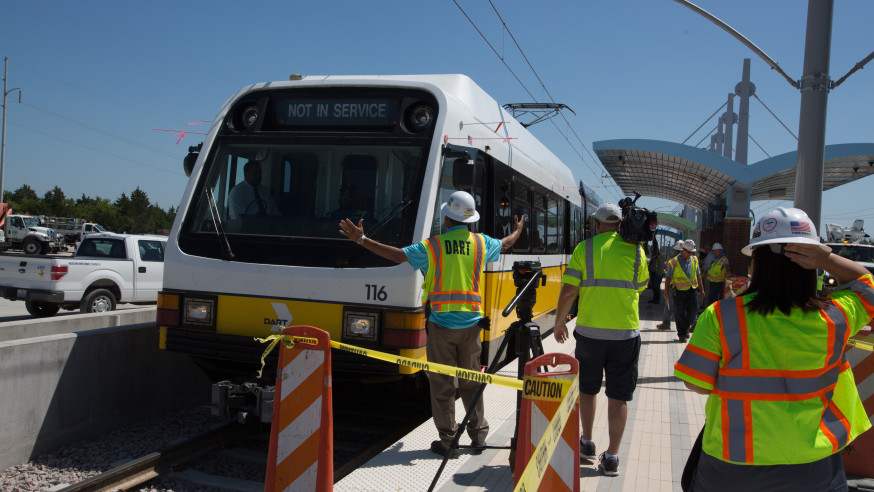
[22,217,40,228]
[179,141,427,267]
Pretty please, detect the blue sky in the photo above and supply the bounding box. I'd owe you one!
[1,0,871,234]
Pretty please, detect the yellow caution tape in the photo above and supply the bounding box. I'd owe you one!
[847,337,874,352]
[254,333,572,395]
[253,334,296,378]
[330,339,530,392]
[255,330,579,491]
[514,376,580,492]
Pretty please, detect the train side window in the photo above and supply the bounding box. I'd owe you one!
[433,145,483,235]
[532,191,546,253]
[546,194,561,253]
[511,180,530,252]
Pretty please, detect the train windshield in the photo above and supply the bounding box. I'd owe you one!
[179,141,426,267]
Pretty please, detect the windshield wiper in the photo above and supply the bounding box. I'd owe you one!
[336,197,413,268]
[205,187,235,260]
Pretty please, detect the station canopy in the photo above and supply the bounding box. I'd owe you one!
[593,140,874,210]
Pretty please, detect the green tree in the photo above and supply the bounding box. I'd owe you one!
[7,184,44,216]
[44,186,75,217]
[3,185,176,235]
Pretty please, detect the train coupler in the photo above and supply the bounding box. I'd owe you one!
[210,381,275,423]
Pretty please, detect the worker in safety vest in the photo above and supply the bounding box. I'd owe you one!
[664,239,705,343]
[656,239,685,331]
[674,207,874,491]
[338,190,524,459]
[553,202,649,477]
[704,242,730,307]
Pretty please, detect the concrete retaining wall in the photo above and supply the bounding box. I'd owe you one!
[0,307,158,343]
[0,312,212,472]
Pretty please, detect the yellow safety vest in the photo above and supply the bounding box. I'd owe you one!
[706,255,728,282]
[421,228,486,314]
[561,232,649,331]
[668,255,699,290]
[675,276,874,465]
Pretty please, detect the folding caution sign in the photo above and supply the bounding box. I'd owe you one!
[513,353,580,492]
[266,326,333,492]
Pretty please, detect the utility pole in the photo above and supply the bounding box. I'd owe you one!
[1,56,23,204]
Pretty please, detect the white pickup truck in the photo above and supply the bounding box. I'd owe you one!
[0,233,167,317]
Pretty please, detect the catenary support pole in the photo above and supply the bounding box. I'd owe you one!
[793,0,834,231]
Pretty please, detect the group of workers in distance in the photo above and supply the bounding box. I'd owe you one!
[339,191,874,491]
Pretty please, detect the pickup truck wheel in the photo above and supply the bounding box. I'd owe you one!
[23,240,41,255]
[81,289,117,314]
[25,301,61,317]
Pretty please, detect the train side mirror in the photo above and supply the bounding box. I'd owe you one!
[183,142,203,177]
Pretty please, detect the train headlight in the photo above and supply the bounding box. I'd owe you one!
[242,105,261,129]
[183,296,216,328]
[406,104,434,132]
[342,309,380,344]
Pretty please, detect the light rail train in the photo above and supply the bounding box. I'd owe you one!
[156,74,600,419]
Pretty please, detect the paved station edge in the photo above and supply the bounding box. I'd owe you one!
[335,291,706,492]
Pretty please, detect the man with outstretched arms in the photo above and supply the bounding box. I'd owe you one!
[339,190,523,459]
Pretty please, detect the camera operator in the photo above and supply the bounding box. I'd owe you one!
[553,202,649,477]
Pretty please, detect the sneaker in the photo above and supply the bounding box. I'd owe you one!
[656,323,670,330]
[580,439,596,460]
[430,440,459,459]
[679,336,688,343]
[599,452,619,477]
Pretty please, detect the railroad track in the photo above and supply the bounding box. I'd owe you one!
[57,376,430,491]
[57,421,262,492]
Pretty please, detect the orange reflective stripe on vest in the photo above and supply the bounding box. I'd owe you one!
[714,297,852,463]
[669,256,699,290]
[424,232,485,312]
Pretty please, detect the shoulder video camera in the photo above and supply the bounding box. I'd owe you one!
[617,193,658,243]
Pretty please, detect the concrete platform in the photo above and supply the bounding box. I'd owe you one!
[336,292,706,491]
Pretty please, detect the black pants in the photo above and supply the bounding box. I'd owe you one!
[673,288,699,338]
[649,272,662,301]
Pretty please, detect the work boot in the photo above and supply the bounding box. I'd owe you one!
[430,440,459,459]
[470,440,487,455]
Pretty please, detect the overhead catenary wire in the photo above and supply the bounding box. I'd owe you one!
[484,0,619,199]
[11,121,183,178]
[21,101,181,160]
[452,0,622,202]
[11,60,182,126]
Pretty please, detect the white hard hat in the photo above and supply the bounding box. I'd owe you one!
[742,207,830,256]
[673,239,684,250]
[682,239,697,252]
[712,242,724,250]
[594,203,622,223]
[441,190,480,223]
